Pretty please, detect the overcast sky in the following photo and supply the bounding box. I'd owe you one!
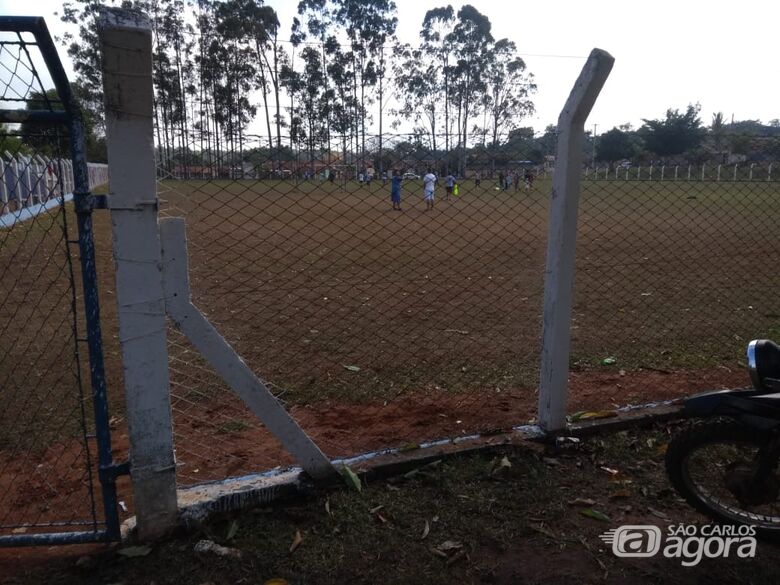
[2,0,778,135]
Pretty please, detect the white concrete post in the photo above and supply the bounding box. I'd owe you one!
[637,165,640,180]
[8,154,21,207]
[0,159,7,211]
[21,156,33,205]
[687,165,691,181]
[538,48,614,432]
[35,156,47,201]
[717,164,722,182]
[750,163,755,180]
[649,164,653,180]
[733,164,738,181]
[674,165,679,180]
[768,163,773,181]
[661,165,665,181]
[701,163,706,181]
[99,8,178,540]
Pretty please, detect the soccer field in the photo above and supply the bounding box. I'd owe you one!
[2,176,779,493]
[158,176,780,402]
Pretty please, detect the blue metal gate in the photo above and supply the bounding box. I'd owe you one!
[0,16,126,546]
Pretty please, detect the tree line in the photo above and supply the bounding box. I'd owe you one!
[595,105,780,167]
[56,0,537,175]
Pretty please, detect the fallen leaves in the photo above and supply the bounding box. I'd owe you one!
[528,523,557,539]
[570,410,618,422]
[579,508,611,522]
[609,489,632,500]
[370,505,389,524]
[437,541,462,552]
[648,507,672,522]
[489,455,513,476]
[289,530,304,554]
[421,520,430,540]
[226,519,239,541]
[193,540,242,559]
[117,546,152,558]
[341,465,362,492]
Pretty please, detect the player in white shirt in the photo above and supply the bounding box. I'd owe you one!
[422,169,437,211]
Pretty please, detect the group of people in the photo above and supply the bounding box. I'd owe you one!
[497,170,535,192]
[390,169,450,212]
[388,169,536,211]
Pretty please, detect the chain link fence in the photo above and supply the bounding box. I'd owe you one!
[157,133,548,484]
[0,27,106,538]
[154,124,780,485]
[571,144,780,416]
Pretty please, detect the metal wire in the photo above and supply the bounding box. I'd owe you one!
[155,121,780,486]
[0,29,102,537]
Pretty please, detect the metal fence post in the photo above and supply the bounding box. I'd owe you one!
[538,49,614,432]
[99,8,178,540]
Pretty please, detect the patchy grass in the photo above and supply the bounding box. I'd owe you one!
[216,419,253,434]
[6,422,780,585]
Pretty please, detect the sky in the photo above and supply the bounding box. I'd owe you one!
[2,0,779,135]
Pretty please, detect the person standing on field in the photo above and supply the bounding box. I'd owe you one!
[444,172,455,201]
[390,169,403,210]
[423,168,437,211]
[524,169,534,191]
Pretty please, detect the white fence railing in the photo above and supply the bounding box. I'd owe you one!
[584,162,777,182]
[0,153,109,227]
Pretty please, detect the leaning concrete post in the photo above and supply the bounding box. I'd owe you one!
[538,49,614,432]
[99,8,178,539]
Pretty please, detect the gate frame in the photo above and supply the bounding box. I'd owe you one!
[0,16,125,547]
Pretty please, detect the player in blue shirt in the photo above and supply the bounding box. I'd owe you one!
[391,170,403,210]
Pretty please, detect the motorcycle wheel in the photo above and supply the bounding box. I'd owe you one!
[665,421,780,538]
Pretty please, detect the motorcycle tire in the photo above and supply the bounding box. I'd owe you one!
[665,421,780,539]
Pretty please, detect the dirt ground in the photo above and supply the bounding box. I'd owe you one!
[4,420,780,585]
[1,177,778,536]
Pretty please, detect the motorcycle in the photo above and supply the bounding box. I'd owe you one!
[665,339,780,537]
